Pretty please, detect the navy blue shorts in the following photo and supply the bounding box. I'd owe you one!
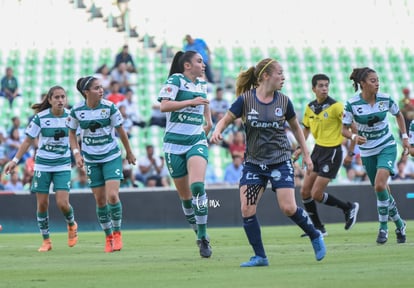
[239,160,295,191]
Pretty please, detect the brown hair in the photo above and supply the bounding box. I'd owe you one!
[235,58,277,96]
[32,85,66,114]
[349,67,376,92]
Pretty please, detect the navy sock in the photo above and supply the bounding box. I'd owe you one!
[289,207,319,240]
[243,215,266,258]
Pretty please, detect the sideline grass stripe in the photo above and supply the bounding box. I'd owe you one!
[0,221,413,288]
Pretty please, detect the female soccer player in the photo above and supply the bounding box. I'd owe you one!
[4,86,78,252]
[158,50,213,258]
[210,58,326,267]
[66,76,136,252]
[342,67,407,244]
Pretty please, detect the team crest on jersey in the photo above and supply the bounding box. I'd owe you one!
[275,107,283,117]
[100,109,109,118]
[324,112,329,119]
[378,101,386,111]
[322,164,330,173]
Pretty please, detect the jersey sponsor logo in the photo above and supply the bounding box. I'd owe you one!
[251,120,281,128]
[177,113,203,124]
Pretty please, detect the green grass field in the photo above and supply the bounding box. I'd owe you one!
[0,221,413,288]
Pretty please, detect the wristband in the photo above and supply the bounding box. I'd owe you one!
[402,133,409,139]
[12,157,19,164]
[351,134,357,141]
[73,148,80,155]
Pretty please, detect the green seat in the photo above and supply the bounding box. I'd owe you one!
[268,47,281,61]
[250,47,264,63]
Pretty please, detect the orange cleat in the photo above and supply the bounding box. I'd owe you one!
[113,231,123,251]
[38,239,52,252]
[105,234,114,253]
[67,221,78,247]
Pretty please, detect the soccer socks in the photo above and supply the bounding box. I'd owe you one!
[96,205,113,236]
[388,194,404,229]
[108,201,122,232]
[321,192,352,211]
[290,207,320,240]
[376,189,389,231]
[302,198,323,228]
[243,215,266,258]
[191,182,208,239]
[181,199,197,231]
[37,211,50,240]
[63,205,76,227]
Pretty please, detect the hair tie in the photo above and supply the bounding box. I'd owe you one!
[258,60,275,79]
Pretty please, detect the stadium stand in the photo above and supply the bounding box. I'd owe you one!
[0,0,413,183]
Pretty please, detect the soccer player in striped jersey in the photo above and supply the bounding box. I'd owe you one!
[4,86,78,252]
[342,67,408,244]
[293,74,359,237]
[158,50,213,258]
[66,76,136,253]
[210,58,326,267]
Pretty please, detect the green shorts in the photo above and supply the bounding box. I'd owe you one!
[31,170,71,194]
[361,145,396,185]
[86,156,123,188]
[164,144,209,178]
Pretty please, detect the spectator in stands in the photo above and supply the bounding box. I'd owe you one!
[223,154,243,185]
[351,154,368,182]
[113,44,136,73]
[106,80,125,104]
[292,74,359,237]
[94,64,112,96]
[6,127,31,164]
[72,167,89,189]
[10,116,26,141]
[22,150,35,189]
[343,67,407,244]
[210,87,229,124]
[110,62,132,94]
[392,159,409,180]
[158,50,213,258]
[0,67,21,105]
[400,149,414,178]
[149,102,166,127]
[67,76,136,253]
[184,34,214,83]
[118,88,146,128]
[226,131,246,160]
[135,144,164,187]
[399,87,414,133]
[4,85,78,252]
[0,130,8,171]
[3,172,24,192]
[210,58,325,266]
[117,103,133,138]
[205,162,222,187]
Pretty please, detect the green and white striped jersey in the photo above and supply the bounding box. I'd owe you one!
[157,73,208,155]
[66,99,123,163]
[26,108,71,172]
[343,92,399,157]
